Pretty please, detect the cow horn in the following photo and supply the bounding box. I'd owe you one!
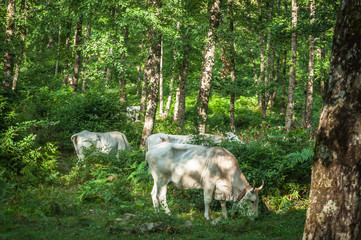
[255,180,264,192]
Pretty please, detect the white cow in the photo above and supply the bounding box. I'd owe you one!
[146,142,264,220]
[145,133,193,151]
[71,130,129,162]
[126,106,141,121]
[145,132,242,151]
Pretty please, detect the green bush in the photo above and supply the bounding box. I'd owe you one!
[74,149,148,203]
[223,125,314,196]
[0,120,60,185]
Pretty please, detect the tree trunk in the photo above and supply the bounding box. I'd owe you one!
[164,74,174,119]
[305,0,315,129]
[268,50,281,107]
[55,24,61,76]
[2,0,16,91]
[174,33,190,129]
[12,0,27,91]
[82,21,91,92]
[280,49,287,116]
[285,0,297,130]
[158,38,164,117]
[136,64,142,96]
[140,0,162,148]
[71,18,83,92]
[228,0,236,133]
[140,61,148,116]
[197,0,221,134]
[252,55,260,106]
[303,1,361,239]
[257,0,266,120]
[62,21,72,85]
[119,26,129,103]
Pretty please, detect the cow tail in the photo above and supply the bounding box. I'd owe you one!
[71,135,81,158]
[122,133,130,149]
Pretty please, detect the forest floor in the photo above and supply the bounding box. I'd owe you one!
[0,182,306,240]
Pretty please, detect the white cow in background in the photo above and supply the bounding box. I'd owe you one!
[146,141,264,220]
[145,132,243,151]
[71,130,129,162]
[126,106,141,121]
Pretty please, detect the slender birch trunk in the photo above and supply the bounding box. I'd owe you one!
[285,0,298,130]
[305,0,315,129]
[2,0,16,91]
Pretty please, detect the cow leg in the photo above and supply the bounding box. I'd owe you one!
[203,189,213,220]
[220,200,228,219]
[158,182,171,215]
[151,182,160,212]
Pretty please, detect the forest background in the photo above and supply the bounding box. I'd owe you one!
[1,0,340,239]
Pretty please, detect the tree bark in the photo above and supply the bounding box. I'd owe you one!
[280,48,287,116]
[140,0,162,148]
[55,24,61,76]
[119,26,129,103]
[285,0,297,130]
[71,18,83,92]
[62,21,72,85]
[174,33,190,129]
[303,1,361,239]
[257,0,266,120]
[305,0,315,129]
[12,0,27,91]
[136,64,142,97]
[197,0,221,134]
[164,74,174,119]
[228,0,236,133]
[140,60,148,116]
[82,21,91,92]
[2,0,16,91]
[158,38,164,117]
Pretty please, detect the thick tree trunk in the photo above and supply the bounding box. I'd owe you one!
[2,0,16,91]
[140,0,162,148]
[197,0,221,134]
[71,18,83,92]
[303,1,361,239]
[305,0,315,129]
[285,0,297,130]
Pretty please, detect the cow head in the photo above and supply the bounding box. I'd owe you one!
[235,180,264,218]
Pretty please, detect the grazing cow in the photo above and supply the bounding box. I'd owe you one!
[71,130,129,162]
[145,132,243,151]
[126,106,141,121]
[146,142,264,220]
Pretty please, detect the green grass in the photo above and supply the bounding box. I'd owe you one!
[0,184,306,240]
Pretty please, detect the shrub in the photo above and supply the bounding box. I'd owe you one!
[0,120,60,185]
